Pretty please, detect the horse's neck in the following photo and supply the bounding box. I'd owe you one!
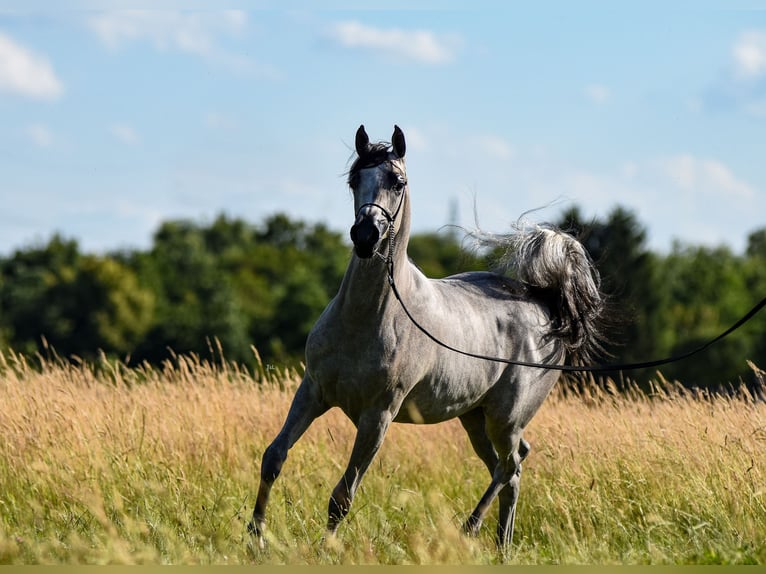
[337,229,413,318]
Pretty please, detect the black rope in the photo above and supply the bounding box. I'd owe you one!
[387,262,766,373]
[361,187,766,374]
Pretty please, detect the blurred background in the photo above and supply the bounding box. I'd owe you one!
[1,2,765,388]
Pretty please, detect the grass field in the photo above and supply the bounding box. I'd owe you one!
[0,349,764,564]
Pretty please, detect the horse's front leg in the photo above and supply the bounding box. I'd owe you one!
[249,376,329,546]
[327,407,395,535]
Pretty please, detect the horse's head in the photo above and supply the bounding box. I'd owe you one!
[348,124,407,259]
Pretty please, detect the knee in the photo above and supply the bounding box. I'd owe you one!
[261,441,287,484]
[518,438,531,461]
[494,448,524,485]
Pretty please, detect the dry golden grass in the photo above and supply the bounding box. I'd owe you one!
[0,350,764,564]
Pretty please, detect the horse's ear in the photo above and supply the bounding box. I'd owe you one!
[355,125,370,156]
[392,125,406,158]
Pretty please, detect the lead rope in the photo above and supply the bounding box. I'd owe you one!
[382,224,766,373]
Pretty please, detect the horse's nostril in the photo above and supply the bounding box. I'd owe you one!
[350,219,380,258]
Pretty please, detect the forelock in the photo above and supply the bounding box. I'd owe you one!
[347,142,393,186]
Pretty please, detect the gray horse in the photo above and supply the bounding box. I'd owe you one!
[250,125,605,548]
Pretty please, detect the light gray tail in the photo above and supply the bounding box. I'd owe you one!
[479,223,607,365]
[512,225,606,364]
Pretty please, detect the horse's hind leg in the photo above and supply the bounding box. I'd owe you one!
[497,437,530,547]
[465,475,506,539]
[249,376,328,545]
[470,423,525,549]
[459,409,499,536]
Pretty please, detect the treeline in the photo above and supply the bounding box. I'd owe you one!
[1,208,765,388]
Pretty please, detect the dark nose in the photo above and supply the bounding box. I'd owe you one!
[350,217,380,259]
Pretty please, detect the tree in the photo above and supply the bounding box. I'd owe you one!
[3,209,760,388]
[746,229,766,259]
[126,213,350,367]
[556,206,669,383]
[0,235,154,359]
[742,228,766,375]
[247,214,348,363]
[70,255,154,356]
[128,219,251,365]
[408,232,485,278]
[659,243,753,387]
[0,234,81,356]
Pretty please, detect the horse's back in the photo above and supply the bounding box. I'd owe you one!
[437,270,525,297]
[432,270,554,323]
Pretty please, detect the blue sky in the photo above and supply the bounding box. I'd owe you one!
[1,2,765,255]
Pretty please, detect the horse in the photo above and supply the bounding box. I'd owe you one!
[250,124,605,549]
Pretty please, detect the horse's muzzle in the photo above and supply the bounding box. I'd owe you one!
[350,217,381,259]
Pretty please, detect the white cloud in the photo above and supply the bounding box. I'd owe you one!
[662,154,754,199]
[87,10,250,71]
[428,135,759,252]
[584,83,610,105]
[25,123,54,147]
[702,29,766,118]
[89,10,245,53]
[732,30,766,78]
[329,21,460,65]
[0,32,63,100]
[109,123,140,145]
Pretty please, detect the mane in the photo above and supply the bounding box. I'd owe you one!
[347,142,393,187]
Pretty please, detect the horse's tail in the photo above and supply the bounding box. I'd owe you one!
[513,224,606,364]
[477,223,607,365]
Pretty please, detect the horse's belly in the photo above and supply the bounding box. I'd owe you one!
[394,373,494,424]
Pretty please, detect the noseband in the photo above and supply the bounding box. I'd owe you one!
[354,184,407,270]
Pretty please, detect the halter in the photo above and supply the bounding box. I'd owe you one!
[353,180,407,276]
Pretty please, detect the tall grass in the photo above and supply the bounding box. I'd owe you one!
[0,350,764,564]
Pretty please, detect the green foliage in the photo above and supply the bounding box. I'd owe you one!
[124,213,349,367]
[73,256,155,354]
[408,232,484,277]
[130,218,251,365]
[0,235,154,358]
[557,206,671,381]
[0,209,764,387]
[556,206,764,388]
[659,243,753,386]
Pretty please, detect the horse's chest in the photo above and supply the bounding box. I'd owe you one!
[305,320,411,417]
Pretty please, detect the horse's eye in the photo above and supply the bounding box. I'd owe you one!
[393,175,407,192]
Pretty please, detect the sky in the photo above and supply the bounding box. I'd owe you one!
[1,2,765,256]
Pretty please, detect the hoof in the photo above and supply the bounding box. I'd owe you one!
[320,530,342,551]
[462,515,482,537]
[247,520,266,550]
